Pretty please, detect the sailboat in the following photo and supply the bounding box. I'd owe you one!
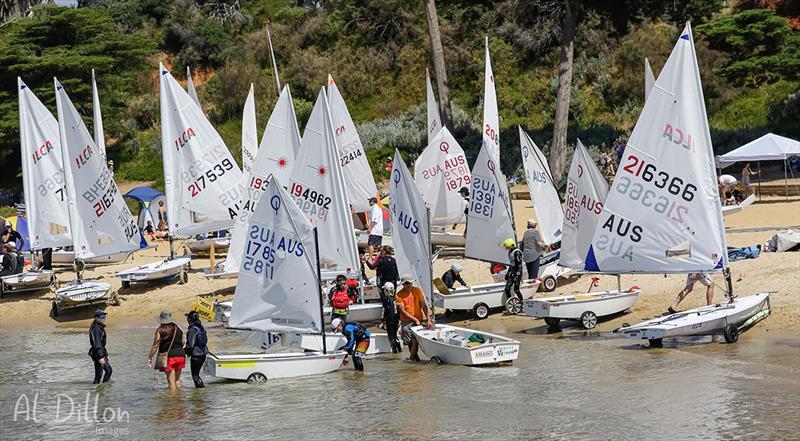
[205,176,346,383]
[390,150,520,365]
[590,24,770,346]
[522,140,641,329]
[51,79,141,315]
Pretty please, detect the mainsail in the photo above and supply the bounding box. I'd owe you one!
[519,127,563,245]
[159,63,244,237]
[560,140,609,269]
[241,84,258,176]
[228,176,322,334]
[586,24,727,273]
[426,68,441,145]
[91,69,106,159]
[414,126,471,226]
[186,66,201,108]
[390,150,433,305]
[18,78,71,250]
[54,79,140,259]
[645,58,656,102]
[482,36,500,164]
[288,88,359,273]
[327,74,378,212]
[464,144,515,264]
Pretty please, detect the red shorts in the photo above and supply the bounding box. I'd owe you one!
[160,356,186,372]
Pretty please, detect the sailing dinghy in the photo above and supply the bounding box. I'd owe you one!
[590,24,770,346]
[205,177,345,383]
[52,79,141,315]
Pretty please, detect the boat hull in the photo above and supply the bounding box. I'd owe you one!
[114,256,190,283]
[205,352,346,381]
[523,289,640,320]
[323,303,384,323]
[0,270,56,296]
[54,280,113,310]
[619,292,771,340]
[280,332,393,354]
[434,280,541,313]
[412,324,520,366]
[186,238,230,253]
[28,250,132,267]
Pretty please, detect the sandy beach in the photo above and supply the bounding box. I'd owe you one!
[1,196,798,337]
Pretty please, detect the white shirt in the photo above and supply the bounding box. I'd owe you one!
[369,204,383,236]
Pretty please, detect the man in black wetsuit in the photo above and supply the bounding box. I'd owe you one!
[88,310,112,384]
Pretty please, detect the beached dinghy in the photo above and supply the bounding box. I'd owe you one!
[115,256,191,287]
[0,270,57,297]
[524,285,640,329]
[586,25,770,346]
[434,279,541,320]
[721,194,756,217]
[412,325,520,366]
[281,332,393,355]
[52,280,115,316]
[29,250,132,268]
[186,237,230,254]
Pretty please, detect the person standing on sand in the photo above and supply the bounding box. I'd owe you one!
[88,310,112,384]
[367,197,383,261]
[184,311,208,388]
[157,200,168,232]
[396,275,432,362]
[521,219,546,279]
[668,273,715,314]
[741,162,759,197]
[147,311,185,390]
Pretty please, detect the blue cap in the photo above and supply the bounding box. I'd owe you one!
[94,310,108,318]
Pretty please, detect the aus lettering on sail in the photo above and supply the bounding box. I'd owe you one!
[564,179,603,225]
[593,214,643,262]
[419,142,470,191]
[390,170,421,235]
[243,222,306,282]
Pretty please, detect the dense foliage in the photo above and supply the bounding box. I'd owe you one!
[0,1,797,187]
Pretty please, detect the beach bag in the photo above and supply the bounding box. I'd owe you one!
[154,330,177,370]
[468,333,486,344]
[331,289,351,309]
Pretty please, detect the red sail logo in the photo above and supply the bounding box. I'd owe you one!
[75,145,93,169]
[174,128,197,151]
[662,124,694,150]
[31,140,54,164]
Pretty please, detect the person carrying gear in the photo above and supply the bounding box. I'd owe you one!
[441,263,469,290]
[381,282,402,353]
[328,274,357,321]
[503,238,524,314]
[332,318,371,372]
[184,311,208,388]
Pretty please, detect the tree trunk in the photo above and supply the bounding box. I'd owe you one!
[424,0,453,130]
[550,0,577,186]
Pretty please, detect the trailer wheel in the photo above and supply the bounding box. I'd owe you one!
[247,373,267,384]
[723,324,739,344]
[51,301,59,317]
[504,297,522,315]
[544,317,560,327]
[52,276,60,290]
[648,338,663,348]
[178,271,188,285]
[472,303,490,320]
[75,260,86,273]
[580,311,598,329]
[121,281,131,289]
[542,276,557,292]
[430,356,444,365]
[0,283,5,298]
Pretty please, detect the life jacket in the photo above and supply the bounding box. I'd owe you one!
[331,288,351,310]
[344,323,369,341]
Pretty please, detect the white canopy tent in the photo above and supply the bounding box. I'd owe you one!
[717,133,800,199]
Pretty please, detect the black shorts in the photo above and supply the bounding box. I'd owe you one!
[368,235,383,247]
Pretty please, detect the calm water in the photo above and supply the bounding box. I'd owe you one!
[0,325,797,440]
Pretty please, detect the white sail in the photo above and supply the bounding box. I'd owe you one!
[585,24,727,273]
[560,140,609,269]
[390,150,433,305]
[464,144,515,264]
[159,63,244,237]
[426,68,441,145]
[223,85,302,274]
[186,66,201,108]
[18,78,71,250]
[326,74,378,212]
[91,70,106,159]
[414,127,471,226]
[267,26,281,93]
[645,58,656,102]
[288,88,359,273]
[482,36,500,164]
[54,79,140,259]
[228,176,323,334]
[519,127,563,245]
[241,84,258,176]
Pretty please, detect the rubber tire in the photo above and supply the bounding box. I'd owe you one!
[52,276,60,290]
[430,356,444,365]
[649,338,663,348]
[247,373,267,384]
[75,260,86,273]
[178,271,188,285]
[121,281,131,289]
[723,324,739,344]
[51,301,59,317]
[472,303,490,320]
[543,276,557,292]
[544,317,561,327]
[505,297,522,315]
[580,311,598,329]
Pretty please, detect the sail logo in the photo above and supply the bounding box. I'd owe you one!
[334,124,346,136]
[270,195,281,215]
[174,128,197,151]
[31,140,55,164]
[662,124,694,150]
[527,170,548,184]
[75,145,93,169]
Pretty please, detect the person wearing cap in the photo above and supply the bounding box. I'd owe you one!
[441,263,468,290]
[380,282,402,353]
[184,311,208,388]
[331,318,371,371]
[454,187,470,235]
[2,220,24,250]
[367,197,384,261]
[395,275,431,361]
[88,310,112,384]
[147,311,185,390]
[503,238,524,313]
[521,219,546,279]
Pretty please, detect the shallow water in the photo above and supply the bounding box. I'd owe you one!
[0,325,797,440]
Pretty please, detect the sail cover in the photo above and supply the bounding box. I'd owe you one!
[55,79,140,259]
[645,58,656,102]
[519,127,563,245]
[159,64,244,237]
[586,24,727,273]
[91,70,106,159]
[288,88,359,273]
[390,150,433,306]
[414,126,471,226]
[560,140,609,269]
[241,84,258,176]
[426,68,441,145]
[464,144,516,264]
[327,74,378,212]
[482,37,501,164]
[18,78,72,250]
[228,176,322,334]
